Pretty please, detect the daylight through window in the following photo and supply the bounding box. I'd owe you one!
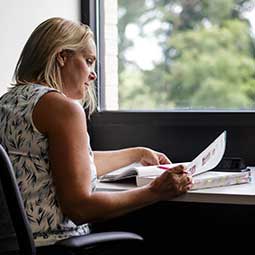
[103,0,255,111]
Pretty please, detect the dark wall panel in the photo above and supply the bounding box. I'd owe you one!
[88,111,255,165]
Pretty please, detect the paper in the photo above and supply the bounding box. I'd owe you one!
[136,169,251,189]
[186,130,226,176]
[100,131,227,183]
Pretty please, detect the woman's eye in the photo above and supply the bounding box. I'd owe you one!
[86,58,93,66]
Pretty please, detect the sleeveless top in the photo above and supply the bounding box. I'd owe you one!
[0,84,97,247]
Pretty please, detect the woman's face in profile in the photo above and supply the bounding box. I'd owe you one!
[61,40,97,100]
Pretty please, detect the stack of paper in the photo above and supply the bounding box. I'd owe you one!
[100,131,251,190]
[136,170,250,190]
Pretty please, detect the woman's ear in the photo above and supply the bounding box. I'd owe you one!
[56,50,68,67]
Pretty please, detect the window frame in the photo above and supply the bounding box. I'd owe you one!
[81,0,105,109]
[81,0,255,166]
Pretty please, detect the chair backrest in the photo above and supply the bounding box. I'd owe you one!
[0,144,36,255]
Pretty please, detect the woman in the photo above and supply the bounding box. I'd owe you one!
[0,17,192,248]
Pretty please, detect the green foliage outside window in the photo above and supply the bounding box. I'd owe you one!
[118,0,255,110]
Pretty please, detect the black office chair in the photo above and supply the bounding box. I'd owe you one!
[0,144,143,255]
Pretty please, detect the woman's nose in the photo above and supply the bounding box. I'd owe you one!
[89,71,97,81]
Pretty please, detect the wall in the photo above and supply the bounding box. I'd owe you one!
[0,0,80,96]
[103,0,118,110]
[0,1,80,252]
[89,111,255,166]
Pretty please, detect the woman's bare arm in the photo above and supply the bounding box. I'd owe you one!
[32,92,191,225]
[94,148,171,176]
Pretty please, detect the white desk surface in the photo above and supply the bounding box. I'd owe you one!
[96,168,255,205]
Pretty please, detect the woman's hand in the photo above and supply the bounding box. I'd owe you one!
[148,164,193,200]
[138,147,171,166]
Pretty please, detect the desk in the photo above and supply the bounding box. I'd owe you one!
[96,168,255,205]
[93,169,255,248]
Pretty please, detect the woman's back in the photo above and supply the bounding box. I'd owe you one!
[0,84,92,247]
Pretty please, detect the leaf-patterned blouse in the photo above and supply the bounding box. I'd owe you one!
[0,84,97,247]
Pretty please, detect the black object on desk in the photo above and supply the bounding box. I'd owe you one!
[213,157,248,172]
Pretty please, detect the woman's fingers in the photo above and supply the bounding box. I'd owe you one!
[178,174,193,192]
[149,165,193,200]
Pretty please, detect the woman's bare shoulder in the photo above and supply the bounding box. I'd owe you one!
[33,91,86,133]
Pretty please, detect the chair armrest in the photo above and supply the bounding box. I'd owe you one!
[54,231,143,249]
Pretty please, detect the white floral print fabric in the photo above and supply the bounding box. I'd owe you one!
[0,84,97,246]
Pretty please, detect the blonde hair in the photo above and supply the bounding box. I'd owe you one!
[13,17,97,115]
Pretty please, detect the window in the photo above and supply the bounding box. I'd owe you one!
[81,1,255,166]
[101,0,255,111]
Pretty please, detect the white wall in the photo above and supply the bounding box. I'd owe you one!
[0,0,80,96]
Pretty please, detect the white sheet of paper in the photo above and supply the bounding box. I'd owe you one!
[186,131,226,176]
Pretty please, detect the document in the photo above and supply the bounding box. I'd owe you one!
[99,131,250,189]
[185,130,226,176]
[136,169,250,190]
